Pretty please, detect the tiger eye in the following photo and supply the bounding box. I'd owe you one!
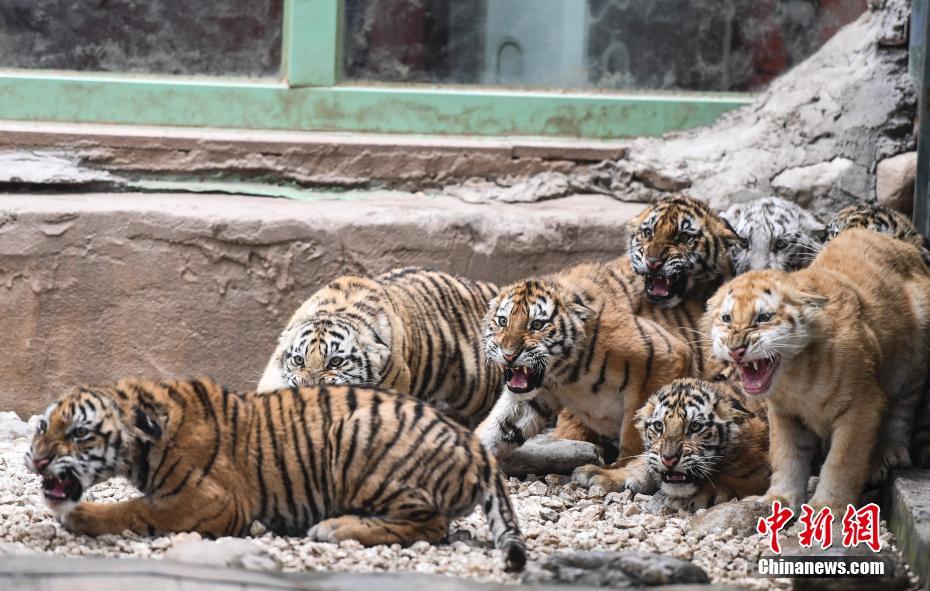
[530,319,545,331]
[496,316,508,328]
[291,355,305,367]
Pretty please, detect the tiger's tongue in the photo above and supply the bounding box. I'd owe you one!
[507,368,529,389]
[649,276,670,297]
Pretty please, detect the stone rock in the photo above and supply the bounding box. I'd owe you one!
[522,550,709,587]
[692,498,773,538]
[163,538,280,572]
[501,433,604,478]
[770,158,868,209]
[875,152,916,214]
[0,151,121,187]
[0,412,33,441]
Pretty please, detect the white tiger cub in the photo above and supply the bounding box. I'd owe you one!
[722,197,826,274]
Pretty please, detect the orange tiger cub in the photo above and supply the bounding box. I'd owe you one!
[27,379,526,571]
[473,259,694,491]
[621,378,769,512]
[258,267,500,427]
[706,229,930,511]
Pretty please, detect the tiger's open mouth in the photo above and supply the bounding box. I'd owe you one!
[736,356,780,395]
[661,471,695,485]
[644,271,687,303]
[503,366,545,394]
[42,471,83,503]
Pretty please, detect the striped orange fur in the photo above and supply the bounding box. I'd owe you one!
[259,267,500,427]
[27,379,526,570]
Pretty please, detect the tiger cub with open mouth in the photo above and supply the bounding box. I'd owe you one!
[620,377,769,511]
[473,259,695,492]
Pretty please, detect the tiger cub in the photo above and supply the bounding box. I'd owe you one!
[258,267,500,427]
[473,259,694,491]
[628,194,746,308]
[706,229,930,511]
[620,378,769,512]
[722,197,826,274]
[828,204,930,468]
[27,379,526,571]
[827,203,930,265]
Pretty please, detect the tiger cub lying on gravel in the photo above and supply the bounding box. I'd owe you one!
[27,378,526,571]
[707,229,930,511]
[620,378,769,511]
[474,259,694,492]
[258,267,500,427]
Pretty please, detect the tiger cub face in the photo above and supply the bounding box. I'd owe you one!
[27,386,157,513]
[707,270,826,398]
[635,378,754,500]
[828,204,928,253]
[629,194,745,307]
[484,280,591,396]
[723,197,826,274]
[275,314,391,389]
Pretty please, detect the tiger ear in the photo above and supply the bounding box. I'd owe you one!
[568,293,594,323]
[132,407,163,440]
[719,217,748,250]
[786,286,828,309]
[723,397,754,425]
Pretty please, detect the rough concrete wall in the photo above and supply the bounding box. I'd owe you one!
[448,0,915,218]
[0,193,642,417]
[0,0,282,76]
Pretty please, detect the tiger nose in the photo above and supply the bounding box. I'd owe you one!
[33,456,51,471]
[645,257,665,272]
[502,348,522,364]
[661,453,680,468]
[729,346,747,362]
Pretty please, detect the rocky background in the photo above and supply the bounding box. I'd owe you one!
[446,0,918,220]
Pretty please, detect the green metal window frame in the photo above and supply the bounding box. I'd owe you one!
[0,0,751,138]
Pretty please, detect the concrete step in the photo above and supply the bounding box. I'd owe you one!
[887,469,930,590]
[0,191,642,417]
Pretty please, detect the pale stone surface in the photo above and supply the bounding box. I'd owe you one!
[887,469,930,588]
[692,498,772,538]
[875,151,917,214]
[164,538,279,572]
[0,192,642,417]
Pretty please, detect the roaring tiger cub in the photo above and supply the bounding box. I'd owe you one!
[27,378,526,571]
[620,378,769,512]
[628,194,746,308]
[474,259,694,491]
[827,203,930,265]
[722,197,826,274]
[706,229,930,511]
[258,267,500,427]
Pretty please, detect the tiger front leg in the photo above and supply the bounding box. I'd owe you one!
[60,486,241,538]
[475,389,556,459]
[765,411,818,512]
[574,455,658,494]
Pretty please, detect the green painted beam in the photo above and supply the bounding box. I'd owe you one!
[0,73,750,138]
[283,0,344,86]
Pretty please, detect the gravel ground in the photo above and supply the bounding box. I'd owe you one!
[0,414,902,589]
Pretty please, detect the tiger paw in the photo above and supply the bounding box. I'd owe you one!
[869,445,911,486]
[572,464,629,493]
[58,502,112,536]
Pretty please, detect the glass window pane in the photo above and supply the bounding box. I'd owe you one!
[0,1,283,77]
[343,0,865,92]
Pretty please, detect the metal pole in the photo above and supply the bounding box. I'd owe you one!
[913,0,930,235]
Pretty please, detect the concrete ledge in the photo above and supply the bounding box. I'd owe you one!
[887,469,930,589]
[0,121,628,189]
[0,556,737,591]
[0,191,642,416]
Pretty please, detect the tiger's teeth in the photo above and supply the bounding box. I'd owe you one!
[750,361,758,371]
